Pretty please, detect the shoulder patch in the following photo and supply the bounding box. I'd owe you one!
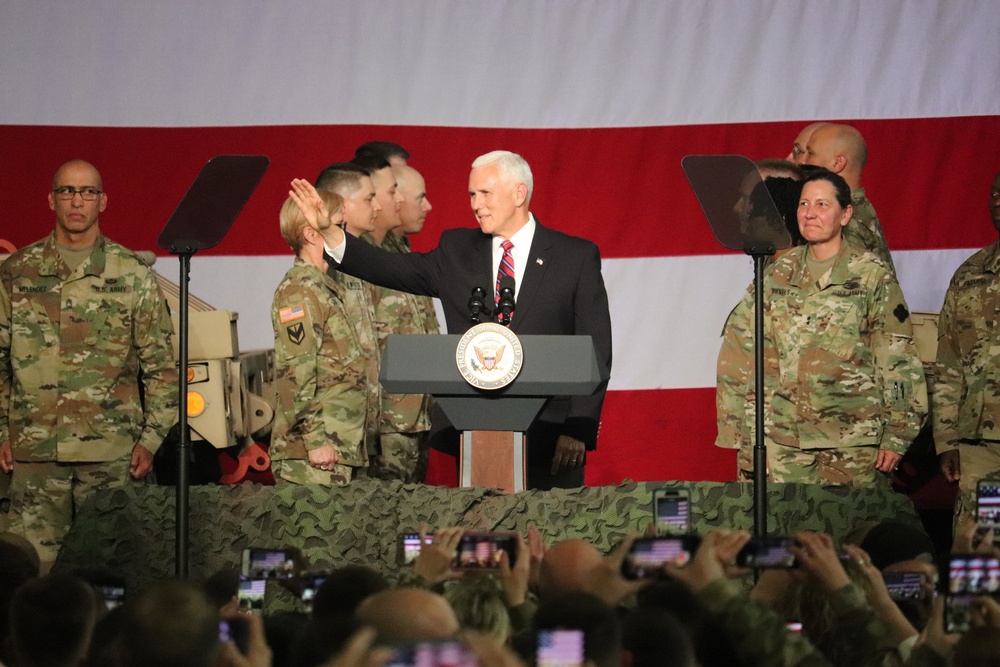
[279,304,306,323]
[893,303,910,323]
[285,322,306,345]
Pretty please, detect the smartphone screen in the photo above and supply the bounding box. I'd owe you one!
[653,489,690,536]
[241,548,296,580]
[537,629,584,667]
[883,572,927,601]
[219,617,251,654]
[399,532,434,565]
[300,575,327,613]
[621,535,700,579]
[735,536,796,568]
[237,578,266,614]
[384,640,477,667]
[977,480,1000,535]
[945,555,1000,633]
[453,532,517,570]
[95,584,126,610]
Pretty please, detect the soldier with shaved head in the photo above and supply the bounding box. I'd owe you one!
[800,123,896,276]
[0,160,177,570]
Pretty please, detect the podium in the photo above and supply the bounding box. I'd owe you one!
[379,334,608,492]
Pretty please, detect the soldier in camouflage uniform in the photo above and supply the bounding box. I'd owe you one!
[270,193,378,485]
[799,123,897,276]
[728,170,926,486]
[390,162,442,343]
[352,157,436,483]
[932,169,1000,521]
[311,164,384,477]
[0,160,177,569]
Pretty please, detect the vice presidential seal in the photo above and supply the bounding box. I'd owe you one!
[456,322,524,390]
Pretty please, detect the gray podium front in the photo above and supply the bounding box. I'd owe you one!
[380,334,607,492]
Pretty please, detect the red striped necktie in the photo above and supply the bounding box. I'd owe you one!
[495,239,515,303]
[495,240,515,322]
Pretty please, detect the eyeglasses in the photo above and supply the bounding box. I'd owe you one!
[53,186,103,201]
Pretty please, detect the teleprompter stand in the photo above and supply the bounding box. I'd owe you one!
[157,155,269,576]
[681,155,791,538]
[379,334,608,493]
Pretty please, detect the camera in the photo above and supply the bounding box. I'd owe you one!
[976,480,1000,540]
[945,554,1000,633]
[398,532,434,565]
[241,548,297,580]
[621,535,701,579]
[219,617,251,655]
[384,640,477,667]
[237,578,266,614]
[300,574,328,613]
[735,536,797,568]
[95,584,126,610]
[653,489,690,536]
[537,629,584,667]
[453,532,518,570]
[398,530,518,570]
[882,571,928,601]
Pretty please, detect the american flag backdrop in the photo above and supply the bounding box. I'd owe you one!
[2,1,999,485]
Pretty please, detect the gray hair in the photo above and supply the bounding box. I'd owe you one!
[471,150,533,202]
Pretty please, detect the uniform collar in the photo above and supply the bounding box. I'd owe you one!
[39,231,107,279]
[982,239,1000,274]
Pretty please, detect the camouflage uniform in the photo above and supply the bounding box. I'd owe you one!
[270,258,380,485]
[844,188,896,277]
[369,233,439,483]
[716,296,756,481]
[697,579,907,667]
[932,240,1000,519]
[0,232,177,564]
[732,241,926,486]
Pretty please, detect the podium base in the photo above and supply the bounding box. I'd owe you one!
[459,431,526,493]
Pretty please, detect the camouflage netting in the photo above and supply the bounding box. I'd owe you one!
[55,480,919,595]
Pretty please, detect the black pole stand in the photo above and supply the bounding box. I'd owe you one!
[157,155,269,576]
[681,154,790,541]
[748,248,773,538]
[173,250,194,575]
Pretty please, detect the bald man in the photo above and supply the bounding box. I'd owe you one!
[0,160,177,570]
[800,123,896,275]
[785,122,830,163]
[537,539,604,597]
[355,588,460,642]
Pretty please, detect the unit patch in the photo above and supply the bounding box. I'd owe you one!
[286,322,305,345]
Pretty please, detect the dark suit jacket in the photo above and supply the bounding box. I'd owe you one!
[333,220,612,462]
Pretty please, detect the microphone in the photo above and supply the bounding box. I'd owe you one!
[468,286,487,324]
[497,275,516,326]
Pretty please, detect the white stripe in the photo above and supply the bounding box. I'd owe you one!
[2,1,997,127]
[156,248,978,392]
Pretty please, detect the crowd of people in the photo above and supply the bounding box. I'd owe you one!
[1,517,1000,667]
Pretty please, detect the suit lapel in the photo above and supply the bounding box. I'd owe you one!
[511,220,552,333]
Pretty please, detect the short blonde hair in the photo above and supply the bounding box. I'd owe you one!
[278,192,342,253]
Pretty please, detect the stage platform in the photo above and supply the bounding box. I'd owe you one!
[54,479,919,592]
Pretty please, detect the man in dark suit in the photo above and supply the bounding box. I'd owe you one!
[291,150,612,489]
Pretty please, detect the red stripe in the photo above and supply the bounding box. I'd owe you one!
[425,387,736,486]
[2,116,998,257]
